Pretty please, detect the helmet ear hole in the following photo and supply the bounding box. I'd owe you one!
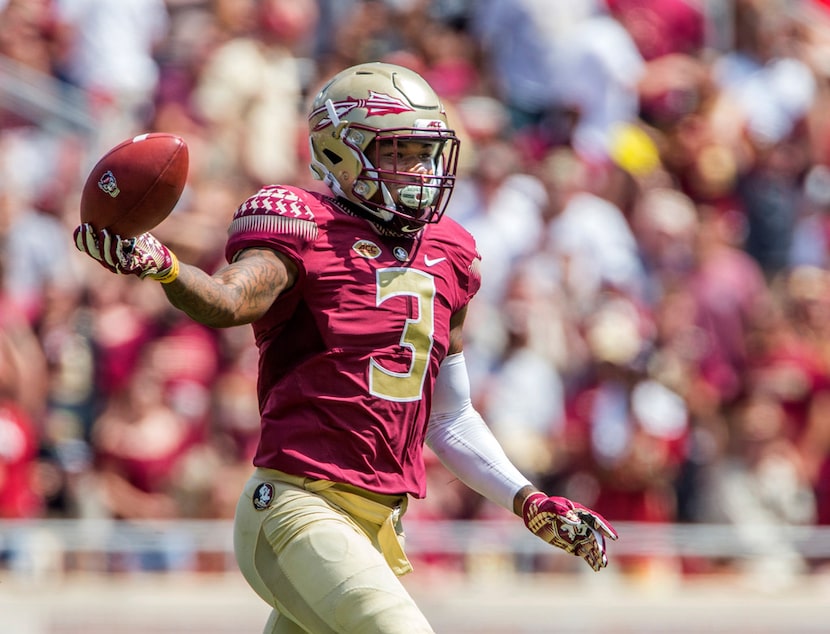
[323,149,342,164]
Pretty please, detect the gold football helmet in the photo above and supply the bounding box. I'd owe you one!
[308,62,460,232]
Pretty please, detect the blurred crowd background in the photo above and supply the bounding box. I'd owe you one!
[3,0,830,581]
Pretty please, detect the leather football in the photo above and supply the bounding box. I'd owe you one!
[80,133,188,237]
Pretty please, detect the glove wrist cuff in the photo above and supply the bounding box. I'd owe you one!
[152,251,180,284]
[521,492,547,524]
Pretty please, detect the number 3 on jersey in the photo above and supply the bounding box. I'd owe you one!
[369,267,436,402]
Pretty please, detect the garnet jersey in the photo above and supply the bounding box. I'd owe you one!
[225,185,481,497]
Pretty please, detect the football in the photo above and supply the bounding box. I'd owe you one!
[80,132,189,237]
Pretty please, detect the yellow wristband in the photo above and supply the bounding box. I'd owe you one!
[153,252,180,284]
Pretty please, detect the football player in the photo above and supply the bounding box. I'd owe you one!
[75,62,618,633]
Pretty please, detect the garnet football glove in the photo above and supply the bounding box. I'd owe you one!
[522,492,618,571]
[74,223,179,283]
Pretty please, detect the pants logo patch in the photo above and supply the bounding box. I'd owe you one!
[253,482,274,510]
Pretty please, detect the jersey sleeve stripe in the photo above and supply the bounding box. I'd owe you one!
[228,214,319,241]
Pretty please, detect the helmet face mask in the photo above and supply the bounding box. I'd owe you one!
[359,130,457,226]
[308,63,460,232]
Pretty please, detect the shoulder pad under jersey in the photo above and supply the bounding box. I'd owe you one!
[228,185,318,242]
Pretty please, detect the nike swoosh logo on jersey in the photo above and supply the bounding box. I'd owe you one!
[424,255,446,267]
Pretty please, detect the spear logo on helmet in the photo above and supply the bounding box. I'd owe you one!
[311,91,415,131]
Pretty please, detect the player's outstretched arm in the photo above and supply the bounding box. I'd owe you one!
[74,224,296,327]
[426,308,618,571]
[162,247,296,327]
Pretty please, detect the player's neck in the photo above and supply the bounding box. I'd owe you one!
[328,196,424,239]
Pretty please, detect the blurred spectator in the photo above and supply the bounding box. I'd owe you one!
[0,311,45,520]
[609,0,710,174]
[446,138,547,386]
[326,0,407,71]
[473,0,645,160]
[2,178,81,323]
[151,3,223,137]
[697,388,817,584]
[190,0,317,187]
[712,0,817,278]
[475,265,567,485]
[561,292,688,575]
[633,191,768,411]
[88,337,204,571]
[630,187,699,302]
[399,1,481,104]
[790,163,830,268]
[54,0,171,145]
[746,267,830,527]
[606,0,705,61]
[0,0,62,76]
[0,246,50,574]
[209,326,261,464]
[84,273,160,400]
[690,204,770,407]
[537,146,647,315]
[449,138,546,303]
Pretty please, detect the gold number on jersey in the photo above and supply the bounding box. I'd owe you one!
[370,267,436,402]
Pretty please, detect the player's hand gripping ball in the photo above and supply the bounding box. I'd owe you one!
[79,132,188,238]
[522,493,619,571]
[74,224,179,282]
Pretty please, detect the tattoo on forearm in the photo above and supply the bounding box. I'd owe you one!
[162,250,289,327]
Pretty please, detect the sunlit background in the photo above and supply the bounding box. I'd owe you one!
[2,0,830,631]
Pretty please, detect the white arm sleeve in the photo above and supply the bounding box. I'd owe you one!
[426,352,532,512]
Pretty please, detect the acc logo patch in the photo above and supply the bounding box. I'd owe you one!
[97,170,120,198]
[252,482,274,510]
[353,239,381,259]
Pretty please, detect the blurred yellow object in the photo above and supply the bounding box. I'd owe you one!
[609,123,661,176]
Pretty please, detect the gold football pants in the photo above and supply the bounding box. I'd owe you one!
[233,468,435,633]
